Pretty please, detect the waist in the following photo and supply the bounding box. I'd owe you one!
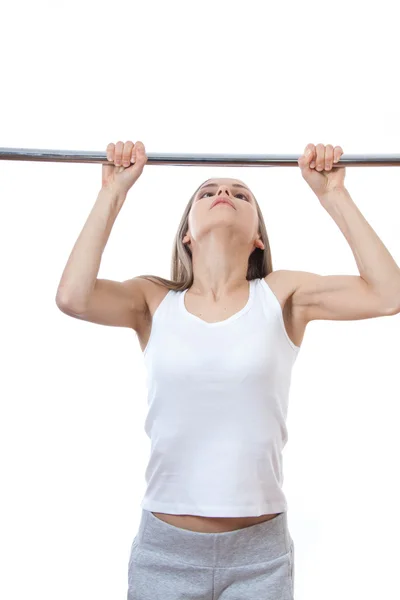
[151,511,282,533]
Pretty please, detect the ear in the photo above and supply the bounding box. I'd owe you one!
[182,234,191,245]
[255,237,265,250]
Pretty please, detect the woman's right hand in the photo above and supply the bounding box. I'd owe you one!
[101,140,148,196]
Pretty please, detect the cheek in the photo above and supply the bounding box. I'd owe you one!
[187,208,200,235]
[243,206,258,224]
[189,203,207,225]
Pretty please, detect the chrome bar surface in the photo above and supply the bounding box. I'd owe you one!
[1,147,400,167]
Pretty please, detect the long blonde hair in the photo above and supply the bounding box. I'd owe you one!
[139,179,273,291]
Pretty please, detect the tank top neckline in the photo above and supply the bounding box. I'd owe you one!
[179,278,256,327]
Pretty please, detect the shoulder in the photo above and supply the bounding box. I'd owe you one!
[263,270,300,310]
[134,277,172,318]
[264,271,311,341]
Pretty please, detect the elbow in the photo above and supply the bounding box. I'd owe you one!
[55,293,81,314]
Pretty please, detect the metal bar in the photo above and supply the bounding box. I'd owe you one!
[1,147,400,167]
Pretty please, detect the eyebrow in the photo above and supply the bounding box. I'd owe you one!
[198,183,252,196]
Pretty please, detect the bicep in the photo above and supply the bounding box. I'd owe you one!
[291,271,391,322]
[56,277,149,331]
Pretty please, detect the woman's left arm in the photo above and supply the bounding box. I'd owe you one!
[293,144,400,322]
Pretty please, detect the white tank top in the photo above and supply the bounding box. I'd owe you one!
[140,277,301,517]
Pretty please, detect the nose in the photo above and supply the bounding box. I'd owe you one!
[216,185,232,198]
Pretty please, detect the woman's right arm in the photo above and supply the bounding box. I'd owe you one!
[55,141,149,331]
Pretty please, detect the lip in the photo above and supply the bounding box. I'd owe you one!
[211,197,235,209]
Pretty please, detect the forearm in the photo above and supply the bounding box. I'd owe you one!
[320,187,400,300]
[55,187,126,311]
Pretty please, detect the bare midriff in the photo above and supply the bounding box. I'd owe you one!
[151,512,281,533]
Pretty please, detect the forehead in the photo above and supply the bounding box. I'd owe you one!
[199,178,251,193]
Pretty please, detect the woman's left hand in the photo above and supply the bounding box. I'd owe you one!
[298,143,346,198]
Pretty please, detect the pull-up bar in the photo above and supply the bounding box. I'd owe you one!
[1,147,400,167]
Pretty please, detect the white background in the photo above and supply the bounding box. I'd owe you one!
[1,1,399,599]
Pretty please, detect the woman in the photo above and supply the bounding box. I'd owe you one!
[55,140,345,599]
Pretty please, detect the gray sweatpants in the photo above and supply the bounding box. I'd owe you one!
[127,509,295,599]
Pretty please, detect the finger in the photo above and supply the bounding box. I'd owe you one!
[301,144,314,167]
[308,144,316,168]
[314,144,325,171]
[122,141,134,166]
[114,141,124,166]
[134,141,147,165]
[106,142,115,162]
[325,144,334,171]
[333,146,344,163]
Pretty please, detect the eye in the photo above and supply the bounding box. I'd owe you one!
[200,192,250,202]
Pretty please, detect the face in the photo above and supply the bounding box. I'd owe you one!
[183,178,265,252]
